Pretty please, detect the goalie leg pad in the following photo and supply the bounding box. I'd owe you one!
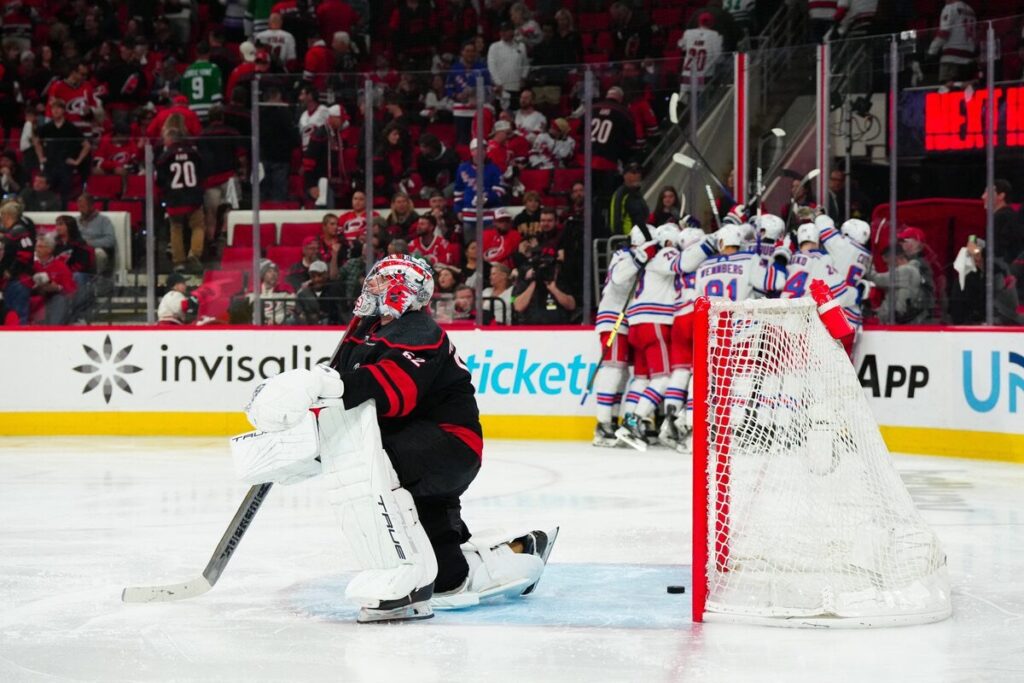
[318,401,438,608]
[229,411,321,485]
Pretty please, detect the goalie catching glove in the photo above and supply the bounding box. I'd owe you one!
[245,365,345,432]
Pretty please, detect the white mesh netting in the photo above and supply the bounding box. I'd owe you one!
[701,299,951,627]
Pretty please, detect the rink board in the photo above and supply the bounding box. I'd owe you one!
[0,326,1020,462]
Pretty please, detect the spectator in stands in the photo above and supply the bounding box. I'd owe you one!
[528,15,578,109]
[900,226,944,319]
[76,193,116,276]
[678,12,724,103]
[482,207,521,269]
[389,0,436,69]
[181,42,223,121]
[513,89,546,144]
[928,1,978,85]
[808,0,839,42]
[835,0,878,40]
[609,1,652,61]
[96,42,149,128]
[452,284,476,321]
[650,186,683,226]
[608,162,649,237]
[417,134,459,199]
[157,272,191,325]
[0,153,23,197]
[455,138,505,238]
[207,28,237,77]
[509,3,542,50]
[424,190,458,240]
[409,213,459,267]
[0,200,35,324]
[782,174,816,232]
[54,214,94,279]
[222,86,252,136]
[199,106,244,243]
[983,179,1021,269]
[295,259,344,324]
[434,264,459,297]
[949,235,1020,325]
[19,174,61,212]
[446,39,491,145]
[33,98,90,203]
[528,117,574,169]
[384,192,418,242]
[338,190,379,243]
[226,42,258,102]
[482,262,513,325]
[30,232,76,325]
[259,86,299,203]
[317,0,360,44]
[488,22,529,113]
[298,85,329,151]
[313,212,346,277]
[156,128,207,273]
[869,244,930,324]
[421,74,454,122]
[462,238,484,288]
[286,236,321,291]
[378,122,413,197]
[302,34,333,93]
[825,168,872,223]
[251,259,295,325]
[485,121,515,176]
[257,12,298,71]
[146,94,203,139]
[93,122,141,177]
[512,243,577,324]
[47,61,102,136]
[330,31,363,84]
[304,104,349,208]
[514,191,542,238]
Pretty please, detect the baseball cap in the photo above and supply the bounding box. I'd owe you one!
[491,120,511,135]
[166,273,188,288]
[553,118,570,135]
[239,41,256,63]
[308,260,328,273]
[302,235,318,247]
[898,226,926,242]
[494,207,513,221]
[469,137,481,150]
[624,162,643,174]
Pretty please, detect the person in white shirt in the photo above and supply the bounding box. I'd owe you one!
[514,89,546,143]
[298,85,330,150]
[677,13,724,98]
[528,117,575,169]
[487,22,530,112]
[482,262,514,325]
[255,12,297,69]
[928,0,977,84]
[835,0,878,40]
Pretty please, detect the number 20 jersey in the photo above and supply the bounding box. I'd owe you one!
[156,141,206,215]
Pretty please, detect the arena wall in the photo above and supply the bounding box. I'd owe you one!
[1,327,1020,463]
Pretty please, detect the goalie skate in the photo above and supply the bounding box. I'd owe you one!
[357,584,435,624]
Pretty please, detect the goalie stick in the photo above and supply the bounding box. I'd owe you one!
[123,323,352,603]
[122,481,273,603]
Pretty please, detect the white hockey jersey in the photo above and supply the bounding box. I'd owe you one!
[694,251,782,302]
[597,248,639,333]
[674,271,698,318]
[678,28,724,86]
[808,0,838,20]
[528,132,576,169]
[255,29,297,64]
[626,247,680,325]
[778,249,840,299]
[819,225,873,327]
[928,1,976,65]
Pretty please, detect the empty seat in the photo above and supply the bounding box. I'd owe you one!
[551,168,584,195]
[219,246,256,271]
[86,175,123,199]
[519,169,552,195]
[231,222,276,248]
[123,175,148,199]
[107,200,144,229]
[278,222,322,246]
[266,245,302,270]
[202,269,245,294]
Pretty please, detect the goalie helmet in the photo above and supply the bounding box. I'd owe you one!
[796,222,820,247]
[353,255,435,319]
[654,222,681,247]
[841,218,871,246]
[758,213,786,241]
[678,227,705,250]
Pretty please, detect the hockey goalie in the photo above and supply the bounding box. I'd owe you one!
[231,255,557,623]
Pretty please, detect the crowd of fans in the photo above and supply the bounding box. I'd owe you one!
[0,1,1021,327]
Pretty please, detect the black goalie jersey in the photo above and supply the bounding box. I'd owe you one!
[331,310,482,458]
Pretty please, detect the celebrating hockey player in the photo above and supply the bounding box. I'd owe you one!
[616,223,681,451]
[591,227,645,446]
[818,216,874,352]
[692,224,786,302]
[232,255,557,623]
[779,221,840,300]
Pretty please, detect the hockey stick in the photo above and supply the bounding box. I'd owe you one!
[580,262,647,405]
[705,184,722,230]
[122,482,273,603]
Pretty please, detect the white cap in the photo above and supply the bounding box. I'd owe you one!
[239,41,256,63]
[469,137,481,150]
[494,207,513,221]
[797,222,820,247]
[327,104,343,117]
[492,120,511,134]
[308,260,328,273]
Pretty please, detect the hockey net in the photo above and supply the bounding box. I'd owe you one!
[691,297,951,627]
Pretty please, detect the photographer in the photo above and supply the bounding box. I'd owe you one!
[511,246,577,324]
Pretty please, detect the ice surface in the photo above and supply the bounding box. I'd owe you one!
[1,437,1022,682]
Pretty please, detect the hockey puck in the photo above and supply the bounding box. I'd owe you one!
[666,585,686,594]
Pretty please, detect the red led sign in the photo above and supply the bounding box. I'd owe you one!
[924,85,1024,151]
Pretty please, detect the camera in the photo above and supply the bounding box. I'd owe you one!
[528,249,558,283]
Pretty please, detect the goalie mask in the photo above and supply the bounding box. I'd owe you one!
[353,255,435,319]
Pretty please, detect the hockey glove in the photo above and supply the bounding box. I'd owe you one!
[245,365,345,432]
[632,242,659,267]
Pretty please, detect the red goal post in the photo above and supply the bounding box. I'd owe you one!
[690,296,952,628]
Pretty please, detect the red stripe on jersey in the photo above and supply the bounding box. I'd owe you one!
[366,364,400,417]
[378,359,418,416]
[440,423,483,458]
[368,330,446,351]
